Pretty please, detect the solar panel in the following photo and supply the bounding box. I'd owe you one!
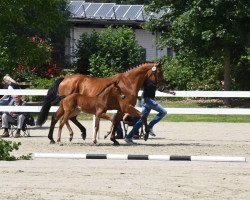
[77,2,91,17]
[68,1,164,21]
[106,5,118,19]
[114,5,131,19]
[84,3,103,18]
[94,3,115,19]
[68,1,83,16]
[124,5,143,20]
[135,8,146,21]
[74,2,87,17]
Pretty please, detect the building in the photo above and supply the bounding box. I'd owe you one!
[66,1,172,62]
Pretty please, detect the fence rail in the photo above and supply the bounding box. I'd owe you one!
[0,89,250,115]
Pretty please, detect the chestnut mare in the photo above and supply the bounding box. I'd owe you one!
[37,62,166,145]
[55,81,125,143]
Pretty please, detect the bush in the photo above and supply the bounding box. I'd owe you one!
[0,139,32,161]
[162,53,223,90]
[30,77,58,101]
[235,57,250,91]
[75,26,145,77]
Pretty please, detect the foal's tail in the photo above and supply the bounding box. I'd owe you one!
[36,77,64,126]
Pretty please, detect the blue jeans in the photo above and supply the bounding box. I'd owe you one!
[0,99,10,114]
[126,97,167,139]
[0,99,10,106]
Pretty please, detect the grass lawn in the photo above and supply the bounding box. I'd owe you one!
[70,98,250,123]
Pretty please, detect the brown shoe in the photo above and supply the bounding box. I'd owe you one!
[14,133,21,138]
[0,131,10,138]
[14,130,21,138]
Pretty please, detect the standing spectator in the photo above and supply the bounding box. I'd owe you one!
[0,95,26,138]
[124,78,175,144]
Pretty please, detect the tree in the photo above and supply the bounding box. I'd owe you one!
[145,0,250,91]
[74,31,100,74]
[75,26,145,77]
[0,0,70,78]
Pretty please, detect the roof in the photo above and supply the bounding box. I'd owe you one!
[68,1,164,23]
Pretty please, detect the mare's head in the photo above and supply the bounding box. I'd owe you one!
[146,61,167,91]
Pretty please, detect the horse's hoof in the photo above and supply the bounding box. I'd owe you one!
[144,133,149,141]
[50,140,55,144]
[81,133,86,140]
[110,137,119,146]
[69,134,73,142]
[69,137,73,142]
[113,140,120,146]
[104,135,107,139]
[93,140,97,144]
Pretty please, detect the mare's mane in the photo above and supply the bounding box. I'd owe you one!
[123,61,157,74]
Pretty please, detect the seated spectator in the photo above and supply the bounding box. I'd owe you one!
[0,95,26,138]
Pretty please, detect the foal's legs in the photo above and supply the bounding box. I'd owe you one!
[93,117,100,144]
[66,122,74,141]
[57,117,64,143]
[57,118,73,142]
[121,105,150,140]
[57,110,71,142]
[93,113,113,144]
[104,123,114,139]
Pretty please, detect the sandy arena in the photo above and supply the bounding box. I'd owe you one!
[0,121,249,200]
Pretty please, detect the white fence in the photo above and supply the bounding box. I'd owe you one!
[0,89,250,115]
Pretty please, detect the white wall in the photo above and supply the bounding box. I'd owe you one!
[66,26,168,62]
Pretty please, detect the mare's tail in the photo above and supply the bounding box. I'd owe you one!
[36,77,64,126]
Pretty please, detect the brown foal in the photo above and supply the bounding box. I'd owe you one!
[55,81,126,143]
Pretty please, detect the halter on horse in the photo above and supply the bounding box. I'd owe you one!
[37,62,166,145]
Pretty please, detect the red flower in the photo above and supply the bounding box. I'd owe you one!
[47,67,54,75]
[31,36,36,42]
[31,67,37,73]
[18,64,22,71]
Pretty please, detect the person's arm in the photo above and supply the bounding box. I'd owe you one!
[0,85,14,100]
[19,100,27,115]
[7,99,14,116]
[0,95,7,100]
[157,85,176,95]
[166,90,176,95]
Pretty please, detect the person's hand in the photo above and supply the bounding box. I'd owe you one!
[9,112,13,116]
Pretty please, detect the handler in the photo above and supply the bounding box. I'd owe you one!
[124,76,175,144]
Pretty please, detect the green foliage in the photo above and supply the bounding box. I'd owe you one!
[0,0,70,75]
[75,31,100,74]
[235,56,250,90]
[30,77,58,101]
[75,26,145,77]
[163,52,223,90]
[89,55,116,77]
[31,77,58,89]
[0,139,32,161]
[145,0,250,90]
[13,68,36,82]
